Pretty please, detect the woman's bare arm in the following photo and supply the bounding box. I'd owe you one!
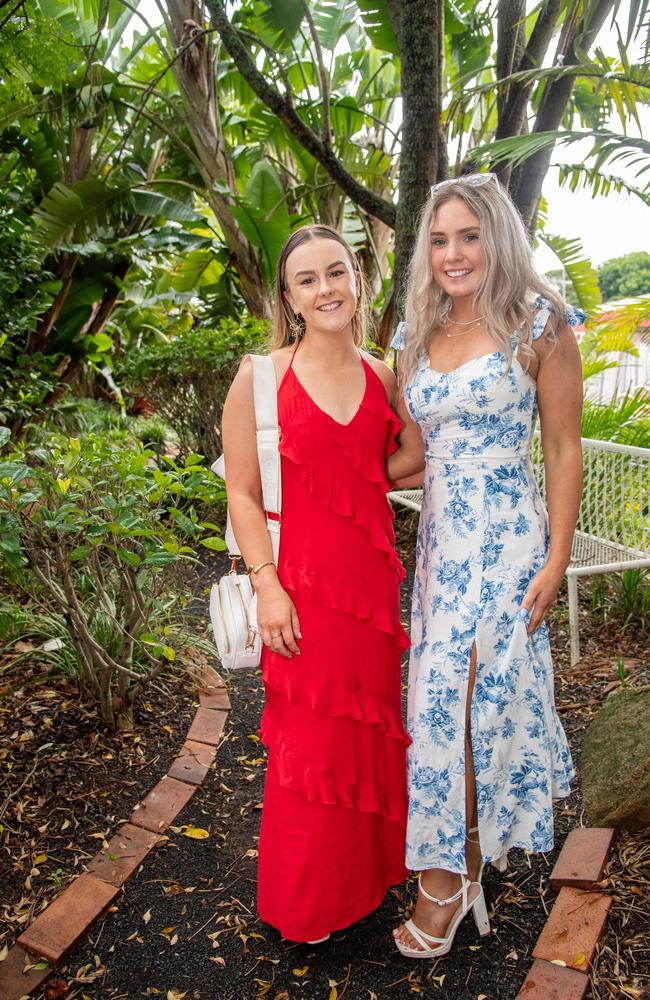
[222,357,300,658]
[522,323,583,633]
[386,392,425,483]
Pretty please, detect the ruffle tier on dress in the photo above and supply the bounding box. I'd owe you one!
[257,358,410,942]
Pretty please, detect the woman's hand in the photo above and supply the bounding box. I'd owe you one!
[521,563,566,634]
[255,578,302,658]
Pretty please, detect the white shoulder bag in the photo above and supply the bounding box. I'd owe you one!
[209,355,281,670]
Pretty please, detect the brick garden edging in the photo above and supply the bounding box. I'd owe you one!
[515,826,616,997]
[1,668,616,1000]
[0,664,230,1000]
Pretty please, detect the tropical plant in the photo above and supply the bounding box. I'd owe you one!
[0,426,227,730]
[581,388,650,447]
[203,0,650,317]
[121,315,268,461]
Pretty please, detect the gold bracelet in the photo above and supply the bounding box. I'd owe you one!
[247,560,275,576]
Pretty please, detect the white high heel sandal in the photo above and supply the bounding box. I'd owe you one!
[394,874,491,959]
[468,826,508,881]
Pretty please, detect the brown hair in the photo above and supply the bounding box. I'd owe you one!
[270,224,367,349]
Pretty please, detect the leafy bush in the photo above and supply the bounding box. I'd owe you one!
[121,316,269,461]
[0,160,64,432]
[581,388,650,448]
[598,252,650,300]
[0,426,226,730]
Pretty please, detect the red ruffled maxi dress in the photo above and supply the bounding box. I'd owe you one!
[257,352,410,942]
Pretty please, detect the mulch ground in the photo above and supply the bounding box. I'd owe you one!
[1,512,648,1000]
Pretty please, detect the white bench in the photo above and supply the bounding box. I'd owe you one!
[388,435,650,664]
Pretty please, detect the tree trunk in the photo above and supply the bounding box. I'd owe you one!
[509,0,615,230]
[26,253,78,356]
[386,0,444,321]
[494,0,527,186]
[166,0,272,318]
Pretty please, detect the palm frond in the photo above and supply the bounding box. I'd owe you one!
[589,296,650,343]
[556,164,650,208]
[537,233,602,313]
[470,129,650,173]
[582,388,650,446]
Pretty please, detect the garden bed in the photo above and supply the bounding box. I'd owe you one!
[1,518,648,999]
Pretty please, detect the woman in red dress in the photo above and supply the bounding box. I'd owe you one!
[222,225,409,942]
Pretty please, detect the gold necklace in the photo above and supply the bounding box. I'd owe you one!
[443,317,484,339]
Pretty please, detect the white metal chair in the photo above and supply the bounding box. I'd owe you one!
[388,434,650,664]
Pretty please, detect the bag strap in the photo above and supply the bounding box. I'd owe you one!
[250,354,281,516]
[214,354,281,562]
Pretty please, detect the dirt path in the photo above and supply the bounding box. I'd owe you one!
[3,515,648,999]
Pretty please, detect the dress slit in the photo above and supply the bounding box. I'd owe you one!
[402,301,574,873]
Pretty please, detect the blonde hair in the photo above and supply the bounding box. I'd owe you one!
[399,181,565,388]
[270,224,367,350]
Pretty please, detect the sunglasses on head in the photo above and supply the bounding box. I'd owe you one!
[430,173,499,197]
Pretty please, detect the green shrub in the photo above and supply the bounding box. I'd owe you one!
[0,426,226,730]
[121,316,269,462]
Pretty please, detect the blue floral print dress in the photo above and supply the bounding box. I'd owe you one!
[392,296,579,874]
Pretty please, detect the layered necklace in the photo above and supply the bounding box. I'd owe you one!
[442,314,485,339]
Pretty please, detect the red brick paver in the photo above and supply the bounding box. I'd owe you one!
[17,874,119,964]
[186,706,228,746]
[130,775,196,833]
[168,738,217,785]
[86,823,162,886]
[533,887,612,971]
[0,945,51,1000]
[517,959,589,998]
[198,687,231,711]
[550,827,615,890]
[186,662,225,690]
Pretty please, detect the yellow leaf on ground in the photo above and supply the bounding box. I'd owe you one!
[143,909,152,924]
[180,826,210,840]
[329,989,338,1000]
[292,967,309,977]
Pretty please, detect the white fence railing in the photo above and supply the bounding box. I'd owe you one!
[388,434,650,664]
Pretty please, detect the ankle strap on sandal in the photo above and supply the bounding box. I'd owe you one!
[418,873,470,907]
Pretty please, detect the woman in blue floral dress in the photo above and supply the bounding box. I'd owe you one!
[388,175,583,958]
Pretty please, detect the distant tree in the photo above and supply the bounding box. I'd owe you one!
[598,252,650,300]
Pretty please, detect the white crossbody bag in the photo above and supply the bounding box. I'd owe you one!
[209,355,281,670]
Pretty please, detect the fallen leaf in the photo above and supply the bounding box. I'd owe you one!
[292,966,309,977]
[143,909,152,924]
[210,956,226,967]
[180,826,209,840]
[574,952,587,966]
[44,979,70,999]
[506,950,518,961]
[166,991,187,1000]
